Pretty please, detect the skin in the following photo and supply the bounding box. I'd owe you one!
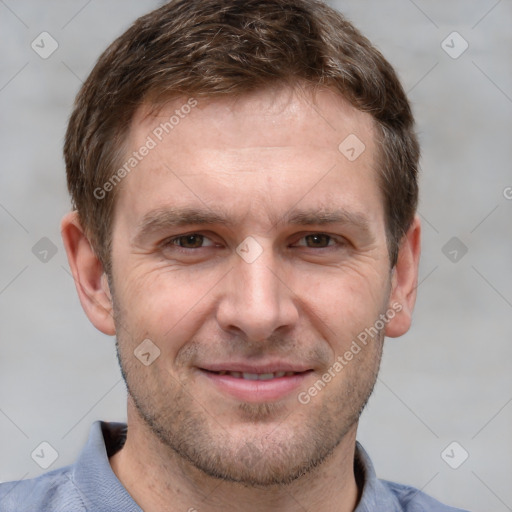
[61,85,421,512]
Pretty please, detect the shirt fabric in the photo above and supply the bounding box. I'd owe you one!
[0,421,469,511]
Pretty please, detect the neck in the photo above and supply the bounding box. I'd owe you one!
[110,402,361,512]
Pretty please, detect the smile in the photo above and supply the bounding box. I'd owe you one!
[207,370,299,380]
[198,368,313,402]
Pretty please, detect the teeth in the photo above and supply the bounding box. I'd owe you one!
[216,371,297,380]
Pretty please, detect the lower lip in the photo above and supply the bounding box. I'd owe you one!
[198,369,312,403]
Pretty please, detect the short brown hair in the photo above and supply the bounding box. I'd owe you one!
[64,0,419,272]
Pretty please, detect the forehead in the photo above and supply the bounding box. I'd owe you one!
[115,86,383,231]
[131,86,375,154]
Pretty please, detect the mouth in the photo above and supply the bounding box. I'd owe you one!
[202,369,302,380]
[197,366,314,403]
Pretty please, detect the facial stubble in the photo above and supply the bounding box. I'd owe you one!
[112,301,385,488]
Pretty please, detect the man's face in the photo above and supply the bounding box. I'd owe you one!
[109,86,394,485]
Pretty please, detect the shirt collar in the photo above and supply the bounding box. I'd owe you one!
[71,421,141,512]
[354,441,402,511]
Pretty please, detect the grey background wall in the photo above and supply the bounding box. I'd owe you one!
[1,1,511,510]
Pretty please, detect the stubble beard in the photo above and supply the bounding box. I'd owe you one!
[112,299,385,487]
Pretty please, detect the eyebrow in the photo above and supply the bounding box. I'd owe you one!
[283,208,373,243]
[132,206,372,245]
[284,209,370,231]
[131,207,228,246]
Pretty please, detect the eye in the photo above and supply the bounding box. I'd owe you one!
[165,234,216,249]
[294,233,340,249]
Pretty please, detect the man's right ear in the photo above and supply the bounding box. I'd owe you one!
[61,211,116,336]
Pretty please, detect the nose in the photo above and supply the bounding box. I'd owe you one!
[215,242,300,342]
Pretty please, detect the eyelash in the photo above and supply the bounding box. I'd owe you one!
[161,232,346,252]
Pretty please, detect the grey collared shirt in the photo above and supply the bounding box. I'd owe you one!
[0,421,469,511]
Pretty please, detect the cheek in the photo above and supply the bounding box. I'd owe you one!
[299,264,390,331]
[113,263,222,351]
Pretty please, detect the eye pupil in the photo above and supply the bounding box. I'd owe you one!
[306,234,329,247]
[179,235,203,248]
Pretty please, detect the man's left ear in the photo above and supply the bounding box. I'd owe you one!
[385,215,421,338]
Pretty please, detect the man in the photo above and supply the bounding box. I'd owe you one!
[0,0,469,510]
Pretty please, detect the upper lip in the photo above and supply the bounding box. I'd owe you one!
[198,362,313,374]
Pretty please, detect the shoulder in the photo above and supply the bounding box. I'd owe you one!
[0,465,88,512]
[354,442,470,512]
[380,479,471,512]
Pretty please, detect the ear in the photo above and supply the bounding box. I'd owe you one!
[385,215,421,338]
[61,211,116,336]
